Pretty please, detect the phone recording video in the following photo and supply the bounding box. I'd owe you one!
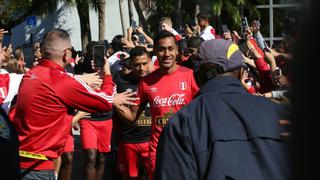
[221,24,229,33]
[241,17,249,29]
[131,20,137,28]
[2,33,12,47]
[93,45,105,68]
[263,41,271,53]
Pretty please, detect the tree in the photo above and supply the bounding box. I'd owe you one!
[132,0,152,34]
[74,0,92,50]
[0,0,59,31]
[119,0,127,36]
[91,0,106,41]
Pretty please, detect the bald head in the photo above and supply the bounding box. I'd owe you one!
[42,29,71,60]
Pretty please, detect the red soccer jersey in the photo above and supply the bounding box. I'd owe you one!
[136,65,199,169]
[12,59,116,170]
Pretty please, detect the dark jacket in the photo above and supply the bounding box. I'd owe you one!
[155,76,291,180]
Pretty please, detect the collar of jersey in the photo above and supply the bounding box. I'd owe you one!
[38,59,65,72]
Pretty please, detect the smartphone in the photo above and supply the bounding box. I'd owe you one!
[147,44,154,48]
[241,17,249,29]
[93,45,105,67]
[263,41,270,53]
[2,33,11,47]
[131,20,137,28]
[221,24,229,33]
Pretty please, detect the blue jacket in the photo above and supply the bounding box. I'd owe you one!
[155,76,291,180]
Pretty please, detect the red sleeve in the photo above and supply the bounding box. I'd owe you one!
[254,57,273,93]
[250,38,264,57]
[190,72,199,97]
[175,34,182,41]
[247,86,256,94]
[0,73,9,105]
[135,80,147,106]
[57,74,116,113]
[210,28,216,36]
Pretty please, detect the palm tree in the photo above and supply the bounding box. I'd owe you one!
[91,0,106,41]
[175,0,183,30]
[74,0,92,50]
[119,0,127,35]
[132,0,151,34]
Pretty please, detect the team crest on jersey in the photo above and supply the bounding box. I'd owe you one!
[179,82,187,90]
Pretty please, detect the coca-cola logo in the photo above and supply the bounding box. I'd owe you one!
[153,94,186,107]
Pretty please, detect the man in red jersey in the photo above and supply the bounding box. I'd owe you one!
[113,31,199,179]
[12,29,136,179]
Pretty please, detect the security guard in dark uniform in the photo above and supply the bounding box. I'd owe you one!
[155,39,291,180]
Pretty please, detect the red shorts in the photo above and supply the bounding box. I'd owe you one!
[118,142,150,178]
[79,119,112,152]
[63,131,74,152]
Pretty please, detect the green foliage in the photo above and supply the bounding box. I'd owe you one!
[212,0,223,16]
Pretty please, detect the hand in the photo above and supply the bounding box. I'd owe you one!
[121,38,135,49]
[113,91,139,107]
[184,24,193,38]
[223,32,232,40]
[74,54,82,65]
[72,110,91,124]
[245,27,253,39]
[0,29,8,42]
[275,75,290,87]
[4,44,13,58]
[232,30,241,39]
[279,119,291,140]
[76,110,91,119]
[102,56,111,75]
[78,72,102,88]
[135,26,145,34]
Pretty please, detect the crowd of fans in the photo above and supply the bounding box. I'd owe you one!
[0,9,294,180]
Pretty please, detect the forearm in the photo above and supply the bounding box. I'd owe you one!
[114,104,136,123]
[243,56,257,69]
[141,32,153,44]
[72,113,84,124]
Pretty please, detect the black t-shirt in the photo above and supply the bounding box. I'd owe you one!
[113,71,151,143]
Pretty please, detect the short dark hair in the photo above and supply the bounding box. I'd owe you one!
[111,35,124,52]
[129,46,148,59]
[42,29,70,57]
[187,36,204,49]
[197,11,211,21]
[14,47,24,59]
[153,31,177,49]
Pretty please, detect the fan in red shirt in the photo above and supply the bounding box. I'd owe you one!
[12,29,136,179]
[113,31,199,180]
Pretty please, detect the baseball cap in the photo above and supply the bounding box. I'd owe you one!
[195,39,243,73]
